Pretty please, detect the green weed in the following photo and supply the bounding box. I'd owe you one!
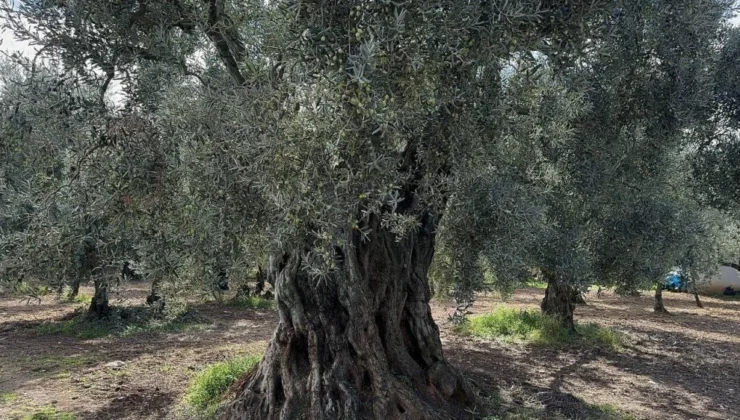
[67,294,92,305]
[35,316,111,339]
[185,354,262,414]
[456,306,626,350]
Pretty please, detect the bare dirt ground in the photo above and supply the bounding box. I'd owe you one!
[1,283,738,419]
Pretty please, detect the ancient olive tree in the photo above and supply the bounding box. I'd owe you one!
[6,0,738,419]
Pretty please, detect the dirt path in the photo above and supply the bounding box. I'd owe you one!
[1,284,738,419]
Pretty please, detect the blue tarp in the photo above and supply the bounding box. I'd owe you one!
[665,272,687,291]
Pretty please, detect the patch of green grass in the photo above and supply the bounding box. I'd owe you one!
[0,392,18,404]
[68,293,92,305]
[185,354,262,414]
[586,403,638,420]
[22,406,76,420]
[456,306,626,350]
[159,364,175,374]
[226,296,275,310]
[525,279,548,289]
[35,307,208,339]
[28,355,95,372]
[35,316,111,339]
[120,320,208,337]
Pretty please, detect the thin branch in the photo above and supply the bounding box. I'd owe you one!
[99,65,115,107]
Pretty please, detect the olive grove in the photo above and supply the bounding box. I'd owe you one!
[1,0,739,419]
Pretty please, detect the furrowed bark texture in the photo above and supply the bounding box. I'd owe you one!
[225,214,474,420]
[540,274,577,332]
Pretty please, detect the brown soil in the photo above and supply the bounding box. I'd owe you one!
[1,284,738,419]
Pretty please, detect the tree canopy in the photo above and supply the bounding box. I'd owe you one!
[2,0,739,418]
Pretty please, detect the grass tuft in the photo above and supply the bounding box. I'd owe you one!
[226,296,275,310]
[525,280,549,289]
[456,306,625,350]
[587,403,638,420]
[185,354,262,413]
[22,406,76,420]
[63,293,92,305]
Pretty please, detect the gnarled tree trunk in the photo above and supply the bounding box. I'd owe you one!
[653,285,668,314]
[540,274,577,333]
[226,214,474,420]
[88,279,110,318]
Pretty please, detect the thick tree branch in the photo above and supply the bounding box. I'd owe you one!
[204,0,247,86]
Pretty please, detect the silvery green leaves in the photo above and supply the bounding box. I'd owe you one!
[1,0,737,313]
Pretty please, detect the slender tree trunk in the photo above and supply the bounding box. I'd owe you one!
[540,274,577,333]
[88,279,111,318]
[226,214,474,420]
[688,272,703,309]
[146,278,165,312]
[254,266,265,296]
[693,292,703,309]
[654,285,669,314]
[68,277,81,299]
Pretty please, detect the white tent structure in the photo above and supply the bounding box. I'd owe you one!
[699,265,740,294]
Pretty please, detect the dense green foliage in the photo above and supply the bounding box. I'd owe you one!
[1,0,736,315]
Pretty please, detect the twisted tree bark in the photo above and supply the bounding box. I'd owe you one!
[225,214,474,420]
